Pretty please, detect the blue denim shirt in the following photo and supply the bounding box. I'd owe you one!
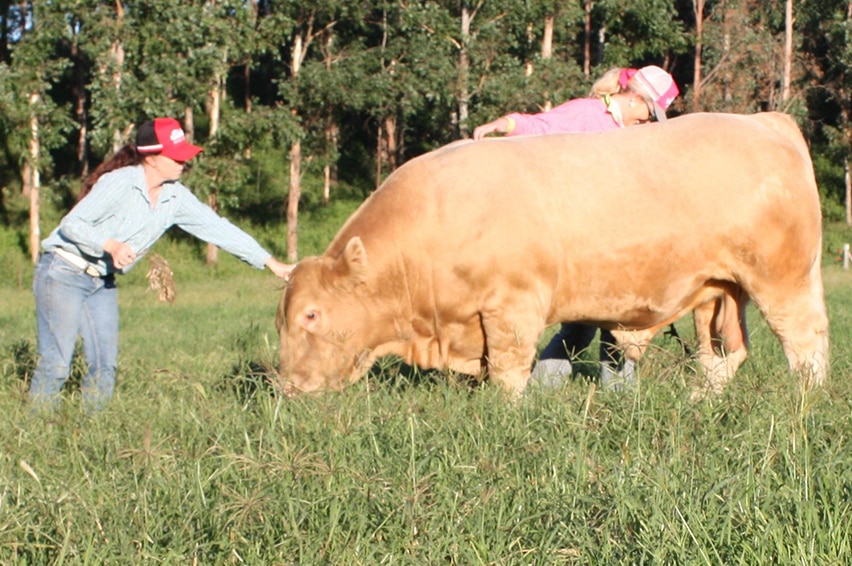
[42,165,272,275]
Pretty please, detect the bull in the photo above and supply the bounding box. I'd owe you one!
[276,112,829,397]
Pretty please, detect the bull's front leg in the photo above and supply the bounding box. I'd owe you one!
[479,311,541,399]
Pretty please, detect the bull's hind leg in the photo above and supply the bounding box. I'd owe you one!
[751,263,829,387]
[693,289,749,396]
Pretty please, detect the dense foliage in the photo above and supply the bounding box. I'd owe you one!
[0,0,850,258]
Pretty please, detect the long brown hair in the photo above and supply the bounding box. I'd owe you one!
[78,144,146,201]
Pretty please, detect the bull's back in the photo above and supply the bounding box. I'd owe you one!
[327,112,820,315]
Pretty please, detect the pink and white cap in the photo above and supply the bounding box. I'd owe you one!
[631,65,679,121]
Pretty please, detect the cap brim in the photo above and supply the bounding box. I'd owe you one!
[652,101,667,122]
[161,143,203,162]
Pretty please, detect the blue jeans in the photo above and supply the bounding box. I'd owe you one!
[30,252,119,410]
[539,323,623,366]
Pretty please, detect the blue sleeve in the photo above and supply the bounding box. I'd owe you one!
[172,185,272,269]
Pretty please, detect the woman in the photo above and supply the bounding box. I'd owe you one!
[473,65,678,138]
[473,66,679,388]
[30,117,292,410]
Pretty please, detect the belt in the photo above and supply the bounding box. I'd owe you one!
[53,248,103,277]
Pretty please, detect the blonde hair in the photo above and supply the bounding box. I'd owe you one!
[589,68,628,97]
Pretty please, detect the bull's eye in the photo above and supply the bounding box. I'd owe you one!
[300,309,321,331]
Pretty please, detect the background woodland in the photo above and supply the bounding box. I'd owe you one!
[1,0,851,263]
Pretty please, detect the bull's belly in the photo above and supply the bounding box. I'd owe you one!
[586,309,675,331]
[557,281,733,331]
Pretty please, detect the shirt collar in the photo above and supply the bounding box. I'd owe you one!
[602,94,625,128]
[130,164,179,204]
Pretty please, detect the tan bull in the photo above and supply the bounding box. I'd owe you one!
[276,112,829,397]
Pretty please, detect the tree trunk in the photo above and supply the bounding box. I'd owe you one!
[184,104,195,142]
[287,140,301,262]
[323,121,338,205]
[71,38,89,178]
[583,1,592,77]
[27,93,41,263]
[458,4,472,138]
[375,121,384,190]
[206,73,222,265]
[542,14,554,111]
[845,158,851,226]
[287,30,307,262]
[385,115,397,171]
[781,0,793,104]
[846,1,852,225]
[110,1,126,154]
[244,64,253,159]
[692,0,705,110]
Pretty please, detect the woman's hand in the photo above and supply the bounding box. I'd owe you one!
[265,257,294,280]
[103,238,137,268]
[472,117,509,141]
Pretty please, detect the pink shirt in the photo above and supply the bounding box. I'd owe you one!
[504,97,620,136]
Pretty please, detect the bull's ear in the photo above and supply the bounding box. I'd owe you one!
[332,237,369,287]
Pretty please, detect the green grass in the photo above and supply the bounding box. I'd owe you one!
[1,234,852,563]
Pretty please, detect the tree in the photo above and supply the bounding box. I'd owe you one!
[0,1,74,261]
[799,0,852,224]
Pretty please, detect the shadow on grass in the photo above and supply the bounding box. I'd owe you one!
[1,340,93,408]
[218,354,487,405]
[365,356,485,395]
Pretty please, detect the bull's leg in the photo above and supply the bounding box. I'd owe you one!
[751,265,829,387]
[609,329,652,363]
[480,312,541,398]
[606,329,654,390]
[693,290,749,396]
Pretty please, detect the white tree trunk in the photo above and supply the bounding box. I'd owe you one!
[27,93,41,263]
[287,32,307,262]
[206,70,222,265]
[458,5,471,137]
[542,14,554,111]
[692,0,705,110]
[781,0,793,104]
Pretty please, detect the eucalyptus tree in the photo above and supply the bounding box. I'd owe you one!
[333,0,457,191]
[261,0,354,261]
[507,0,587,112]
[0,1,76,261]
[460,0,587,134]
[799,0,852,224]
[692,1,794,113]
[591,0,688,66]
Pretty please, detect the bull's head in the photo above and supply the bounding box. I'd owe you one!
[276,237,378,396]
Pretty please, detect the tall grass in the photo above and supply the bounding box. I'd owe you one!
[1,228,852,563]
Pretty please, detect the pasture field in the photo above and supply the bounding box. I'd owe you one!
[1,232,852,564]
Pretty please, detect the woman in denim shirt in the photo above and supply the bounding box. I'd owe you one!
[31,117,292,410]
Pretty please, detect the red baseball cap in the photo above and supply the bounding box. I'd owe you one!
[135,118,202,162]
